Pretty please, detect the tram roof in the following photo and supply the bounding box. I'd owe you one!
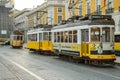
[10,35,23,36]
[27,24,53,34]
[27,28,51,34]
[52,15,115,30]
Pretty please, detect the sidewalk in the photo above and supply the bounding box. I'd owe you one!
[115,56,120,65]
[116,56,120,62]
[23,43,27,49]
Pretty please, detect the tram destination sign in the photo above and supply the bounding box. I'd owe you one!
[90,15,112,20]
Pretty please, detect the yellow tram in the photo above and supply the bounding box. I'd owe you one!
[114,32,120,56]
[10,35,24,48]
[51,15,116,66]
[27,27,53,54]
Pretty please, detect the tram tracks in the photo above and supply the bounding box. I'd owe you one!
[0,59,24,80]
[0,54,44,80]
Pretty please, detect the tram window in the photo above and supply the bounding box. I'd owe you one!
[13,36,17,40]
[43,32,49,40]
[69,35,72,42]
[64,31,69,42]
[57,32,60,42]
[82,30,89,42]
[49,32,51,41]
[17,36,19,40]
[58,36,60,42]
[73,30,77,43]
[16,36,18,40]
[69,31,72,43]
[63,31,65,42]
[20,36,23,40]
[102,28,110,42]
[22,36,23,40]
[61,32,64,42]
[54,32,57,42]
[28,34,37,41]
[65,36,69,42]
[91,28,100,42]
[18,36,21,40]
[39,33,42,41]
[115,35,120,42]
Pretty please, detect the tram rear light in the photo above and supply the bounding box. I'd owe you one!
[111,55,115,58]
[101,56,103,58]
[98,56,100,58]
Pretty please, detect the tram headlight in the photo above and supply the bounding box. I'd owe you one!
[97,43,103,54]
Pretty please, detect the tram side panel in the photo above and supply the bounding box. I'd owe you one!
[114,34,120,56]
[40,41,53,52]
[53,43,81,56]
[52,29,81,57]
[27,41,39,50]
[11,40,23,47]
[40,32,53,52]
[27,33,40,51]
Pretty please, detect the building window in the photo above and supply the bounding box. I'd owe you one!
[107,0,113,9]
[86,0,91,15]
[96,0,101,14]
[106,0,114,13]
[79,0,82,16]
[58,8,62,12]
[58,16,62,23]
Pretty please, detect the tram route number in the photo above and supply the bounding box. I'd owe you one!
[91,44,96,50]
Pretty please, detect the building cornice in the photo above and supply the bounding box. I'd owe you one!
[27,1,65,16]
[15,8,31,18]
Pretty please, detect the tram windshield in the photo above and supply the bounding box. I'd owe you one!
[91,27,111,42]
[115,35,120,42]
[91,28,100,42]
[102,27,110,42]
[13,35,23,40]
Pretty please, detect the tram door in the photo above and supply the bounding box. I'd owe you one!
[81,29,89,57]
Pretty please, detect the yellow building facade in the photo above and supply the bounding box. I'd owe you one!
[27,0,66,28]
[66,0,120,32]
[66,0,120,17]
